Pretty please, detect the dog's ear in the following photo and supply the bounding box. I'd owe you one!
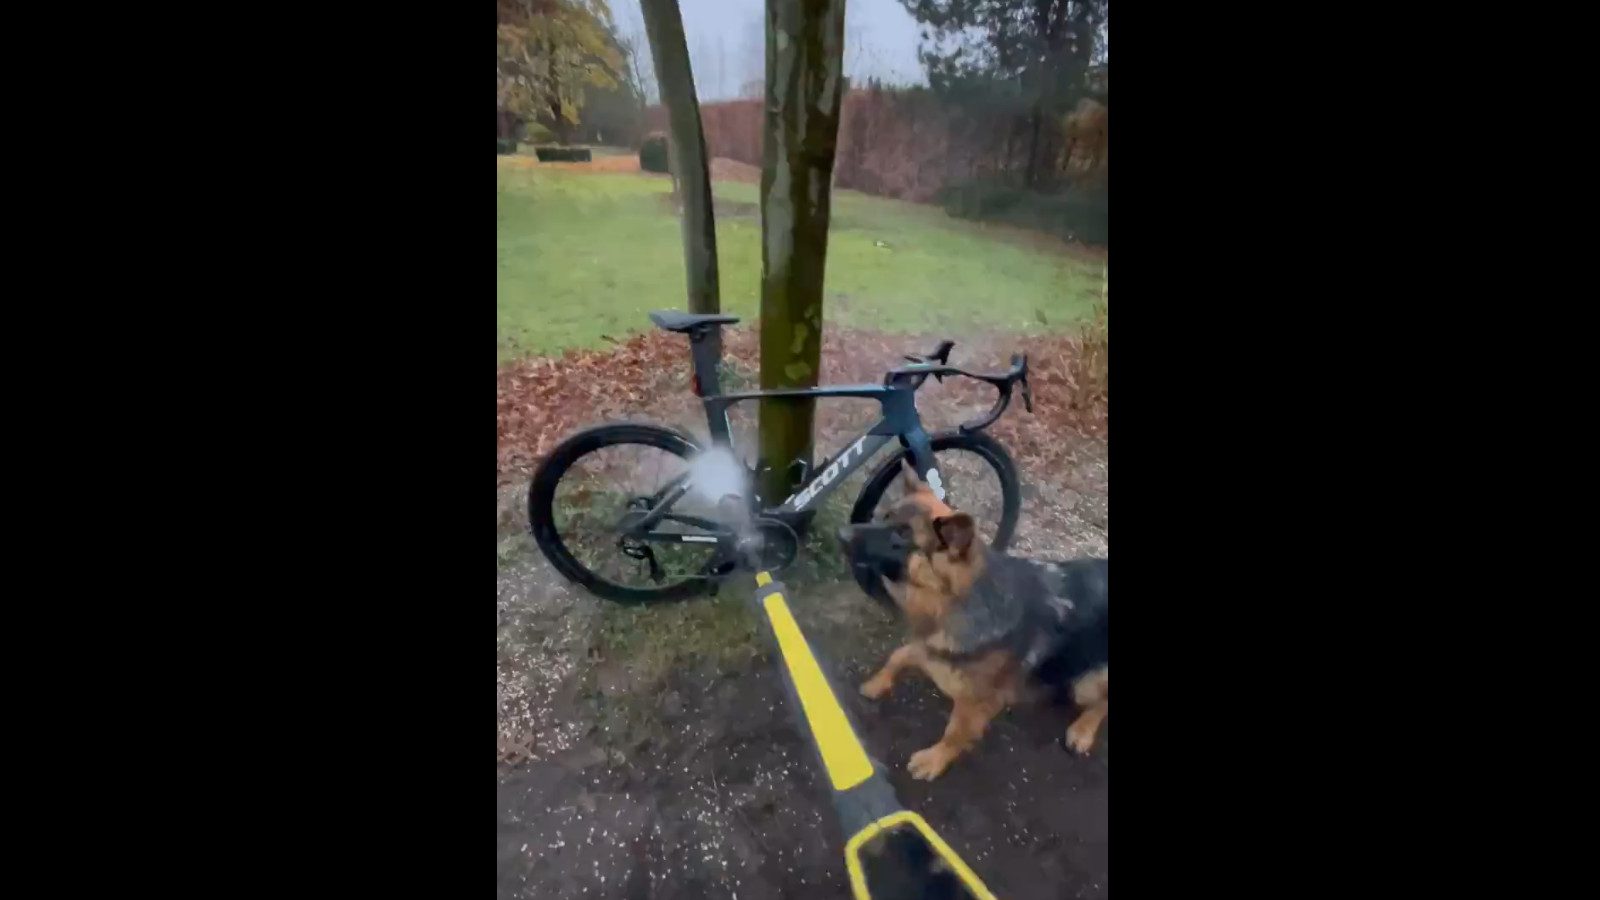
[933,512,977,559]
[899,458,927,494]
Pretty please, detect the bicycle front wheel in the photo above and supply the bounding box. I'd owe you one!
[848,430,1022,602]
[528,423,720,603]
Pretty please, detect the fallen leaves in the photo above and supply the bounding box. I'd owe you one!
[496,323,1108,492]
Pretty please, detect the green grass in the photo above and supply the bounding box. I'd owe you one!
[497,161,1106,358]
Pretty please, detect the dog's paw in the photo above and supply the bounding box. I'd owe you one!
[1065,722,1097,755]
[907,745,953,781]
[859,677,892,700]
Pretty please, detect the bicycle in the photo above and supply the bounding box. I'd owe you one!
[527,310,1035,603]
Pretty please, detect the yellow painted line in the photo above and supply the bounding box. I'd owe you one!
[845,810,998,900]
[755,571,772,587]
[761,590,873,791]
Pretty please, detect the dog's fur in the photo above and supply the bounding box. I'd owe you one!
[839,461,1108,781]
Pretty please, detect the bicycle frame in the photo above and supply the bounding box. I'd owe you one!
[712,381,942,505]
[623,326,946,542]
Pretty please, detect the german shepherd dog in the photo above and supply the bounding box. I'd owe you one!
[838,462,1108,781]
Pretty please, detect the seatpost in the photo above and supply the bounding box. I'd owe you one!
[688,325,724,397]
[690,325,733,445]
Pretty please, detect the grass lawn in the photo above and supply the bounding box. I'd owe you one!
[497,159,1106,358]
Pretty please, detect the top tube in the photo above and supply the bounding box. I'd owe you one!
[713,384,893,402]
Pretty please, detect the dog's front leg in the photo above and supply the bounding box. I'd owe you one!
[860,643,926,699]
[1066,666,1108,754]
[907,697,1002,781]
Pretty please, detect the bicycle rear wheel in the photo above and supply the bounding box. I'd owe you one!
[528,423,720,603]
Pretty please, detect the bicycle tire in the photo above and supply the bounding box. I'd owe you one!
[848,430,1023,602]
[528,422,713,604]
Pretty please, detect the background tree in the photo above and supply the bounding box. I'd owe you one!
[617,31,657,108]
[496,0,626,141]
[639,0,722,332]
[565,57,645,146]
[902,0,1107,187]
[755,0,847,503]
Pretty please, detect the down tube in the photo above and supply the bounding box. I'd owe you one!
[778,433,894,513]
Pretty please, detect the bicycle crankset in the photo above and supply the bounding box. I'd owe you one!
[699,516,801,584]
[750,517,801,571]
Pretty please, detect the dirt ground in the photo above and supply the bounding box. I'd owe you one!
[498,329,1107,899]
[497,541,1107,899]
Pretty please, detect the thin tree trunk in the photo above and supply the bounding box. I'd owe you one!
[547,55,568,144]
[756,0,847,503]
[640,0,721,323]
[1025,107,1043,187]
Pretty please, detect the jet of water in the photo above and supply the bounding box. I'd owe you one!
[687,447,762,560]
[687,447,748,506]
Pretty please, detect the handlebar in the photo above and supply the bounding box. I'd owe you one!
[887,340,956,388]
[904,340,954,369]
[884,342,1033,433]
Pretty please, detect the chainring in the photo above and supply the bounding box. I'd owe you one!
[750,517,801,572]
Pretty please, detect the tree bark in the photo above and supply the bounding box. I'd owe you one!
[639,0,721,322]
[756,0,846,503]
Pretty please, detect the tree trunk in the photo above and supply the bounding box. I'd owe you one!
[756,0,847,503]
[640,0,721,323]
[547,55,568,144]
[1024,106,1044,188]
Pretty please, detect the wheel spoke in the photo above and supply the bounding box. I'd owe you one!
[541,436,722,597]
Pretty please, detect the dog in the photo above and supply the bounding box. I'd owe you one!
[837,461,1108,781]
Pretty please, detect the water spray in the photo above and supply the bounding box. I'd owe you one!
[688,448,767,568]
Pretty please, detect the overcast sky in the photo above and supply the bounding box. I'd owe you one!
[612,0,927,102]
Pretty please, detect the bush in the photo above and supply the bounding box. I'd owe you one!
[519,121,554,144]
[935,178,1108,246]
[639,133,669,173]
[1063,301,1108,431]
[496,138,518,155]
[533,146,592,163]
